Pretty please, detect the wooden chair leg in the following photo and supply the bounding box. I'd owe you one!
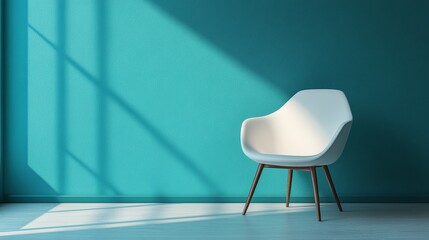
[242,164,264,215]
[286,169,293,207]
[310,167,321,221]
[323,165,343,212]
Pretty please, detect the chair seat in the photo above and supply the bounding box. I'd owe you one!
[242,147,322,167]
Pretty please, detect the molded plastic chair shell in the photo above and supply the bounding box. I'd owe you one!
[241,89,353,167]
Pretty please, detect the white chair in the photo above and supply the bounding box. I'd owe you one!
[241,89,353,221]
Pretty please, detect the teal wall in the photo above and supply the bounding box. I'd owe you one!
[0,0,3,202]
[4,0,429,202]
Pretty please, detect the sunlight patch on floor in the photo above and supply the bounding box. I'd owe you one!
[0,203,313,236]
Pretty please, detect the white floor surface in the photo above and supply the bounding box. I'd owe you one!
[0,203,428,239]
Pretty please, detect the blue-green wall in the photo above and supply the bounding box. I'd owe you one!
[0,0,3,202]
[4,0,429,202]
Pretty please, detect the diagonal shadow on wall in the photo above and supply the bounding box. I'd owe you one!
[145,0,429,197]
[3,0,58,199]
[28,23,223,195]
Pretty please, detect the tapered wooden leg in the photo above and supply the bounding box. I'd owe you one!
[286,169,293,207]
[242,164,264,215]
[323,165,343,212]
[310,167,321,221]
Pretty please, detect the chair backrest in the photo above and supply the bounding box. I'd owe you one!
[244,89,353,156]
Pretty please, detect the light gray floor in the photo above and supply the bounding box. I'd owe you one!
[0,203,428,239]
